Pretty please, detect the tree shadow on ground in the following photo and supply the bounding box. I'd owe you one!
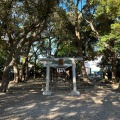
[0,79,120,120]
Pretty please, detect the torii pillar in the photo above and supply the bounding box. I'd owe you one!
[43,61,52,95]
[71,59,80,96]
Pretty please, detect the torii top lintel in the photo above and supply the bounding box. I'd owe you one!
[39,57,83,61]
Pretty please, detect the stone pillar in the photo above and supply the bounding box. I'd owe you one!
[71,59,80,96]
[43,61,51,95]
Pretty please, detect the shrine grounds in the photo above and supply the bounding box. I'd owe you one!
[0,79,120,120]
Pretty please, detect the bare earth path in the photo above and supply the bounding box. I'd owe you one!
[0,79,120,120]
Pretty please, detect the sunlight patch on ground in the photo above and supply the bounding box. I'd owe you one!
[91,97,103,104]
[0,93,6,95]
[39,112,77,120]
[108,117,117,120]
[26,103,37,109]
[42,113,63,119]
[96,92,105,96]
[18,103,37,110]
[4,107,15,112]
[50,107,60,112]
[112,101,120,106]
[112,84,119,89]
[29,90,38,93]
[67,112,77,116]
[41,101,50,105]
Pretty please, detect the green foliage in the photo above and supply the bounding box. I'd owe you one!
[92,0,120,59]
[57,40,78,57]
[97,22,120,52]
[0,0,119,68]
[94,0,120,34]
[0,48,7,67]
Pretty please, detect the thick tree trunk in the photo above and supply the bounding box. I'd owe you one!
[19,57,28,82]
[74,0,90,83]
[13,65,19,83]
[19,43,32,81]
[75,30,88,82]
[0,41,23,92]
[0,46,15,92]
[0,66,11,92]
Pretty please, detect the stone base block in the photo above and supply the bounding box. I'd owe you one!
[71,90,80,96]
[43,90,52,95]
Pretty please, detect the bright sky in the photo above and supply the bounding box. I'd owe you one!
[59,0,86,11]
[85,56,102,72]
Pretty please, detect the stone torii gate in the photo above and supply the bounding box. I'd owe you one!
[39,57,83,96]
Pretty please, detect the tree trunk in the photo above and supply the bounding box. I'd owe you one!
[119,80,120,92]
[111,54,117,83]
[19,42,32,81]
[34,53,37,80]
[13,65,19,83]
[0,66,11,92]
[25,59,29,81]
[33,62,36,80]
[19,57,28,82]
[74,0,90,83]
[0,41,23,92]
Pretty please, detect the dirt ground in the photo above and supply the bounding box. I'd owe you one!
[0,79,120,120]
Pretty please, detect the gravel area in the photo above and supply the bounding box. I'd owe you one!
[0,80,120,120]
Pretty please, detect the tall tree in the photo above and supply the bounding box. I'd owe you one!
[74,0,90,83]
[0,0,59,92]
[85,0,120,82]
[57,0,92,83]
